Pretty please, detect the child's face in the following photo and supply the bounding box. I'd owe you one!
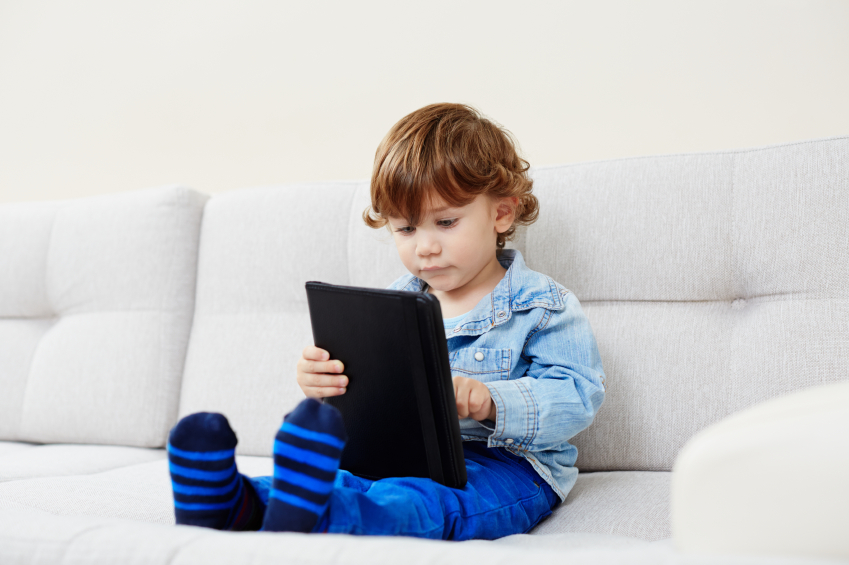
[386,194,513,293]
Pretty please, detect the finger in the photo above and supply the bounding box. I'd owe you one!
[303,346,330,361]
[304,374,348,388]
[455,389,469,419]
[299,358,344,375]
[468,398,483,417]
[473,383,491,412]
[303,386,347,399]
[468,384,483,410]
[454,378,463,418]
[316,360,344,374]
[469,395,491,421]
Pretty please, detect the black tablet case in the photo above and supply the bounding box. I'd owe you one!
[305,281,467,489]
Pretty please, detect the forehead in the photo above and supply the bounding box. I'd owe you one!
[386,194,471,221]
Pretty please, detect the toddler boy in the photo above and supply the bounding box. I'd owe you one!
[168,102,606,539]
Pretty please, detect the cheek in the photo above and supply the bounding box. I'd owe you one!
[393,236,416,265]
[452,230,489,265]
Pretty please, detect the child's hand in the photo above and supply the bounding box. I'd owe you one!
[453,376,496,422]
[296,346,348,399]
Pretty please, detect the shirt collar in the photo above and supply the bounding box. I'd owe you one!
[399,249,565,337]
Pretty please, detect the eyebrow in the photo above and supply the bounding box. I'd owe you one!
[388,206,457,224]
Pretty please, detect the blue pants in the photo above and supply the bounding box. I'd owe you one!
[248,441,559,540]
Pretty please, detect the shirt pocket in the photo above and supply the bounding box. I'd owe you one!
[450,348,512,383]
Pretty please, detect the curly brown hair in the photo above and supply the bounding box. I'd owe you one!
[362,103,539,250]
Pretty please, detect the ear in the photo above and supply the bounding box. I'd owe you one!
[494,197,518,234]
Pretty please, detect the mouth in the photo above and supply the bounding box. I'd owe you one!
[421,266,447,272]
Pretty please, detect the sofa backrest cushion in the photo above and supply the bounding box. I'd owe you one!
[178,182,406,454]
[0,186,207,447]
[529,136,849,471]
[181,137,849,470]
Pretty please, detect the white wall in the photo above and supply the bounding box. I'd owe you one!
[1,0,847,203]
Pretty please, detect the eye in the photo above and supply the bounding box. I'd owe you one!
[394,226,415,235]
[437,219,457,228]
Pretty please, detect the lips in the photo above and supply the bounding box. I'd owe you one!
[421,266,446,271]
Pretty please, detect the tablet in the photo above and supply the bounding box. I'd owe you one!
[305,281,467,488]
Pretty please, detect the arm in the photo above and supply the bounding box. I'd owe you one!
[484,292,606,451]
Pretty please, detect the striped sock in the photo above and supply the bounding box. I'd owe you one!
[261,398,347,532]
[167,412,264,531]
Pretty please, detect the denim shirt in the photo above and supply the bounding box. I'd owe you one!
[387,249,606,501]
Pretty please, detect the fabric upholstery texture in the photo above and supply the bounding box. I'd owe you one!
[0,455,273,525]
[0,186,208,447]
[0,444,165,483]
[0,505,834,565]
[179,182,407,455]
[532,471,671,541]
[526,138,849,471]
[0,442,37,457]
[0,450,668,541]
[0,450,666,540]
[672,381,849,560]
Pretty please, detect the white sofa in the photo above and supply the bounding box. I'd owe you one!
[1,136,847,564]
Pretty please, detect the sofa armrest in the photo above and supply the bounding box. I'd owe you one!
[671,381,849,561]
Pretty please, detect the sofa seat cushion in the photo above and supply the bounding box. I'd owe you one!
[0,444,165,483]
[0,441,37,457]
[0,453,273,524]
[532,471,671,541]
[0,453,667,542]
[0,503,833,565]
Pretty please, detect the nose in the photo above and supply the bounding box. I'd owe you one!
[416,230,441,257]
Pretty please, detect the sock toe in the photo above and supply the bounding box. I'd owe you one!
[284,398,347,443]
[261,398,347,532]
[169,412,237,452]
[168,412,260,530]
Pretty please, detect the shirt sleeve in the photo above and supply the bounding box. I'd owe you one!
[483,292,606,452]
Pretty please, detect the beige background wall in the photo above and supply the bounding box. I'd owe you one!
[0,0,847,204]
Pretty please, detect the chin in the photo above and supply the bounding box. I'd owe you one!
[422,279,451,291]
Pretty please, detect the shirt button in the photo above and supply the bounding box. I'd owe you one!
[453,327,460,333]
[505,438,514,444]
[474,352,484,361]
[497,311,506,318]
